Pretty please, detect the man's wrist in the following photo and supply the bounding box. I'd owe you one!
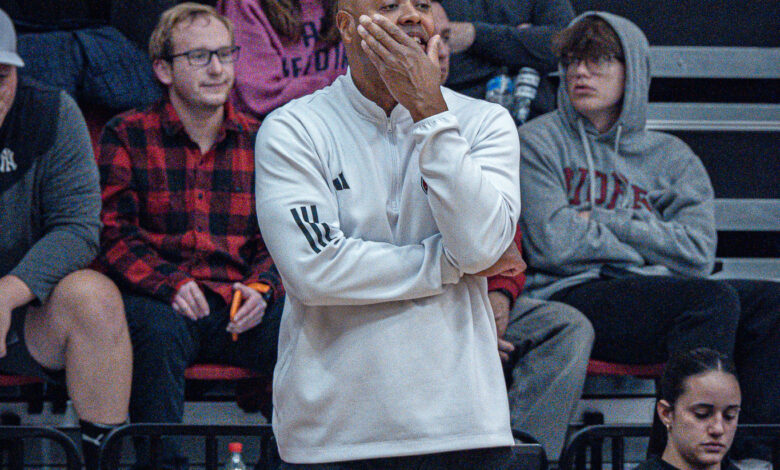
[488,288,514,310]
[409,99,449,123]
[0,275,35,311]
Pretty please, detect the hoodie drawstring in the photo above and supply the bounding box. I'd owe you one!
[576,119,597,208]
[614,124,623,153]
[577,120,630,209]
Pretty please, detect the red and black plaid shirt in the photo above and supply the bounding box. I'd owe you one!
[95,100,282,305]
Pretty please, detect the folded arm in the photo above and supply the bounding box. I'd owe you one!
[519,132,645,274]
[416,108,521,274]
[254,114,462,307]
[590,146,717,276]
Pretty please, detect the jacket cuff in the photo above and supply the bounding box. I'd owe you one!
[7,269,48,305]
[488,275,524,305]
[162,276,196,303]
[591,207,634,240]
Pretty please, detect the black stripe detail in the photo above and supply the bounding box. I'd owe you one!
[322,223,333,242]
[304,205,328,249]
[333,178,343,190]
[291,208,320,253]
[339,172,350,189]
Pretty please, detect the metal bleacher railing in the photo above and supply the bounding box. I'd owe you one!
[97,425,548,470]
[559,424,780,470]
[99,423,278,470]
[0,425,82,470]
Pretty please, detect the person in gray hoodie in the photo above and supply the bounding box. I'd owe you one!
[518,11,780,459]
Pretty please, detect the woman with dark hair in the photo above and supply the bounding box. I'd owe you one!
[217,0,347,119]
[638,348,741,470]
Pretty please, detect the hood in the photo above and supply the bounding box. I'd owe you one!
[557,11,651,138]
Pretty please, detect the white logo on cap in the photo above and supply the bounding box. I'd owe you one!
[0,148,17,172]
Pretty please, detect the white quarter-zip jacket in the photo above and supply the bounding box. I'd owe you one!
[255,71,519,463]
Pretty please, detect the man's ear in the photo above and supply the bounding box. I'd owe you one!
[336,10,356,45]
[657,399,674,429]
[153,59,173,86]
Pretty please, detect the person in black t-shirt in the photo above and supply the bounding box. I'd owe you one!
[637,348,741,470]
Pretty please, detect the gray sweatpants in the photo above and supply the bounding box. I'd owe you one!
[504,297,594,461]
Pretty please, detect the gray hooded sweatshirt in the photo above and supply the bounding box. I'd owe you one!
[518,12,717,299]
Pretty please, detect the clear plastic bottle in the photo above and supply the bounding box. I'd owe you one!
[512,67,541,125]
[225,442,247,470]
[485,66,515,109]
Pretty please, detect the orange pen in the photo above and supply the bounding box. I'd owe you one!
[229,283,271,341]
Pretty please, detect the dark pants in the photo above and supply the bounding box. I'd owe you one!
[123,290,283,469]
[551,277,780,457]
[281,446,534,470]
[550,276,742,363]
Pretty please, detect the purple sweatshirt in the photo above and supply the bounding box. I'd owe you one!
[218,0,347,119]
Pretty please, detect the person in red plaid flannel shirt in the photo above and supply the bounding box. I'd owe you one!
[94,4,283,469]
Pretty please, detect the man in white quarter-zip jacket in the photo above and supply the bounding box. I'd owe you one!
[255,0,526,467]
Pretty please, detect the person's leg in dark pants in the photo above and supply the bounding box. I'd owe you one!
[197,295,283,377]
[550,276,740,363]
[727,279,780,461]
[123,293,198,469]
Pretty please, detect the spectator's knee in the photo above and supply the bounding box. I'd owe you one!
[704,280,741,323]
[556,302,595,350]
[51,269,127,343]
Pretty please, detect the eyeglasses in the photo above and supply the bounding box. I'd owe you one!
[562,54,622,73]
[166,46,240,67]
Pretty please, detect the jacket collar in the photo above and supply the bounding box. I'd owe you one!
[160,99,245,142]
[341,68,409,124]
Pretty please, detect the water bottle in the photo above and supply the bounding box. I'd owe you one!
[225,442,247,470]
[485,66,514,109]
[511,67,541,125]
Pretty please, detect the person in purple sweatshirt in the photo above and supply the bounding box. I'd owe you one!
[217,0,347,120]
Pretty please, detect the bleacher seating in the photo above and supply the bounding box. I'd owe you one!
[645,45,780,280]
[585,360,664,380]
[2,3,774,467]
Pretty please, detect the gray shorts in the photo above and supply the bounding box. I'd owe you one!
[0,306,63,384]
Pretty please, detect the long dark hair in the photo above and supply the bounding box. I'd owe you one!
[261,0,340,44]
[648,348,738,456]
